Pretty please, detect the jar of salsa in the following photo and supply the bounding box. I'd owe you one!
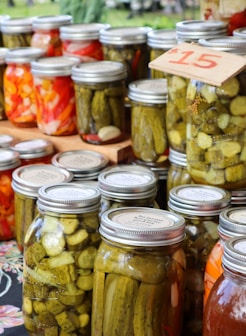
[31,56,80,136]
[31,15,72,57]
[203,236,246,336]
[0,149,21,240]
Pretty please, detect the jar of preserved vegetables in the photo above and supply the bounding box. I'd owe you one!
[98,164,158,217]
[204,206,246,307]
[72,61,127,145]
[186,36,246,189]
[168,184,231,336]
[1,17,34,48]
[128,78,168,163]
[11,138,55,166]
[99,26,152,84]
[147,28,177,79]
[0,149,21,240]
[60,23,109,62]
[203,236,246,336]
[31,55,80,136]
[4,47,45,128]
[52,150,109,182]
[12,164,73,252]
[0,134,17,148]
[23,182,101,336]
[0,47,8,120]
[31,15,72,57]
[92,206,186,336]
[167,148,194,199]
[0,15,10,47]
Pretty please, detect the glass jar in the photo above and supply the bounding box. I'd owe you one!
[98,164,158,217]
[92,206,186,336]
[203,236,246,336]
[99,26,152,84]
[147,28,177,79]
[0,47,8,120]
[31,56,80,136]
[0,15,10,47]
[12,164,73,252]
[23,182,101,336]
[1,17,34,48]
[186,36,246,190]
[204,206,246,307]
[0,134,17,148]
[4,47,45,128]
[128,78,168,163]
[31,15,72,57]
[60,23,109,62]
[72,61,127,145]
[167,148,194,199]
[0,149,21,240]
[168,184,231,336]
[52,149,109,182]
[11,138,55,166]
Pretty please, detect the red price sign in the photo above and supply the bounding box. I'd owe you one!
[149,42,246,86]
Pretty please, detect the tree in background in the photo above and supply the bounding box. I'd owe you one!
[60,0,105,23]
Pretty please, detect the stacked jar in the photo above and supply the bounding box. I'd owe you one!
[0,47,8,120]
[30,15,72,57]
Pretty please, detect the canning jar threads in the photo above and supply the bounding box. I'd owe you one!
[168,183,231,336]
[72,61,127,145]
[12,164,73,252]
[23,182,101,336]
[30,15,72,57]
[60,23,109,62]
[4,47,45,128]
[0,149,21,240]
[0,47,8,120]
[52,150,109,182]
[128,78,168,163]
[1,16,34,48]
[31,55,80,136]
[92,206,186,336]
[99,26,152,84]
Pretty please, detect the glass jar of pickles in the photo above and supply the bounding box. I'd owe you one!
[0,47,8,120]
[31,15,72,57]
[186,36,246,189]
[128,78,168,163]
[31,55,80,136]
[4,47,45,128]
[1,17,34,48]
[72,61,127,145]
[23,182,101,336]
[0,15,10,47]
[12,164,73,252]
[0,149,21,240]
[99,26,152,84]
[92,206,186,336]
[168,184,231,336]
[60,23,109,62]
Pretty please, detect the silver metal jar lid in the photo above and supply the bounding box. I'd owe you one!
[99,26,152,45]
[168,148,187,168]
[37,182,101,213]
[72,60,127,83]
[128,79,168,104]
[222,236,246,275]
[130,158,169,180]
[12,164,73,197]
[198,36,246,55]
[100,207,185,247]
[11,138,54,159]
[31,56,80,76]
[147,29,177,49]
[168,184,231,216]
[231,188,246,205]
[0,149,20,170]
[52,150,109,180]
[233,27,246,38]
[0,47,8,64]
[32,15,72,30]
[5,47,45,64]
[1,16,34,33]
[98,164,158,200]
[219,207,246,238]
[0,134,17,148]
[60,23,110,41]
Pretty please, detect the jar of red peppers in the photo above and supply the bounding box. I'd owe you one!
[60,23,109,62]
[31,15,72,57]
[4,47,45,128]
[0,47,8,121]
[0,148,21,240]
[31,56,80,136]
